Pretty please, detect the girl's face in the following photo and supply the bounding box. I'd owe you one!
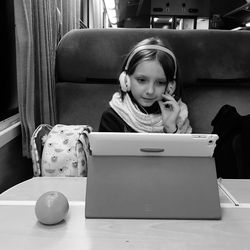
[130,60,167,107]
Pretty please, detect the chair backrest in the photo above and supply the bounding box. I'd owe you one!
[56,28,250,132]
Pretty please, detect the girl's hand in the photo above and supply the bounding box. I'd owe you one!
[158,93,180,133]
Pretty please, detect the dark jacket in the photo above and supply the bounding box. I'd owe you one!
[211,104,250,178]
[99,107,136,132]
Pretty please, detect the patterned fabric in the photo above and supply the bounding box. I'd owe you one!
[31,124,92,177]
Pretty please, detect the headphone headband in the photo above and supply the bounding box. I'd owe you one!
[124,44,177,79]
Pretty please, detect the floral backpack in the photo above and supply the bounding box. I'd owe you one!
[30,124,92,177]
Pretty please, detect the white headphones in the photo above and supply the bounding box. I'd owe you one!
[119,44,177,92]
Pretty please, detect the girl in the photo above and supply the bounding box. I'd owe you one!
[99,37,192,133]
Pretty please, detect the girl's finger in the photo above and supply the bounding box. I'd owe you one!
[158,100,166,111]
[162,93,175,101]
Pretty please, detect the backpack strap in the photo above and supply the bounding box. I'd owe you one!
[30,124,53,176]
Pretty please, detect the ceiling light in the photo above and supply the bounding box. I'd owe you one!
[245,22,250,27]
[104,0,115,10]
[108,9,116,18]
[231,27,243,30]
[104,0,118,27]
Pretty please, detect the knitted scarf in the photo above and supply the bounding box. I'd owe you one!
[109,92,192,133]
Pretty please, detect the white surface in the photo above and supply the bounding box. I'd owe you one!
[0,121,21,148]
[0,178,250,249]
[89,132,218,156]
[0,205,250,250]
[0,177,86,201]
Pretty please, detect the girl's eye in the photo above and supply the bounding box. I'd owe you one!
[136,78,146,83]
[157,81,167,86]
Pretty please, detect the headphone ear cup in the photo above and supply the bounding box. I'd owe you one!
[125,75,131,91]
[119,72,127,92]
[119,72,131,92]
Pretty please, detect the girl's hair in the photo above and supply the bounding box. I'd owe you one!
[120,37,179,99]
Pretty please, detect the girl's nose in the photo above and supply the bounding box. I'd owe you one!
[146,83,154,95]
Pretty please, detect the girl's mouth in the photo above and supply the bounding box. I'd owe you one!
[142,97,155,101]
[141,98,156,105]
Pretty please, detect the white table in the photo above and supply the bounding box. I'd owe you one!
[0,177,250,250]
[0,177,86,202]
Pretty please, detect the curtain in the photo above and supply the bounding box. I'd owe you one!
[89,0,104,28]
[14,0,81,157]
[59,0,81,35]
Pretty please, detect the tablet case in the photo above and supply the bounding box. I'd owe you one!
[85,133,221,219]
